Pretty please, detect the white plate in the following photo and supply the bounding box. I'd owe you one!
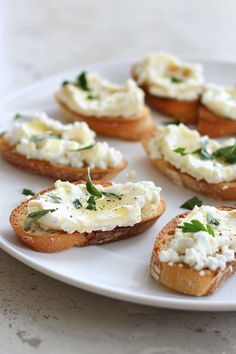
[0,59,236,311]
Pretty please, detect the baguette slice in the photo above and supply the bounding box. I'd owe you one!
[55,93,154,141]
[150,206,236,296]
[142,129,236,201]
[131,66,199,124]
[0,137,127,181]
[10,181,166,253]
[198,104,236,138]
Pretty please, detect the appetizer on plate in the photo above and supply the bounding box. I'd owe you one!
[132,52,204,123]
[10,175,166,252]
[199,85,236,137]
[143,123,236,200]
[150,205,236,296]
[0,113,127,181]
[55,72,153,141]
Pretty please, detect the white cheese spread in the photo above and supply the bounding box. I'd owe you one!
[159,205,236,271]
[134,52,204,100]
[57,73,145,118]
[6,113,123,169]
[148,123,236,184]
[202,85,236,120]
[27,180,161,233]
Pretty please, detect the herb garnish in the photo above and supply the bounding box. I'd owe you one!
[174,147,187,156]
[180,196,203,210]
[22,188,35,196]
[48,195,62,203]
[170,76,183,84]
[73,144,95,152]
[86,195,97,210]
[14,113,22,120]
[62,71,90,91]
[86,171,102,198]
[0,131,6,137]
[101,192,117,197]
[178,219,214,236]
[73,199,82,209]
[207,212,220,226]
[164,120,181,126]
[24,209,56,231]
[213,145,236,164]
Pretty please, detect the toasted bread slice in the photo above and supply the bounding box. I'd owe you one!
[142,130,236,200]
[55,93,154,141]
[0,137,127,181]
[198,104,236,138]
[150,206,236,296]
[10,181,166,253]
[131,66,199,124]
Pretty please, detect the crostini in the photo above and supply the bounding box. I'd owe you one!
[198,85,236,137]
[55,71,153,141]
[150,205,236,296]
[10,177,166,252]
[143,123,236,200]
[132,52,204,124]
[0,113,127,181]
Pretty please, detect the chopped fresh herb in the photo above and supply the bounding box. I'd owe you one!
[178,219,214,236]
[14,113,22,120]
[86,195,96,210]
[196,141,213,160]
[180,196,203,210]
[101,192,117,197]
[22,188,35,196]
[73,199,82,209]
[213,145,236,164]
[87,95,95,99]
[207,212,220,226]
[77,71,90,91]
[164,120,181,126]
[73,144,95,152]
[0,131,6,137]
[86,168,102,197]
[24,209,56,231]
[170,76,183,84]
[62,80,69,86]
[174,147,187,156]
[48,195,62,203]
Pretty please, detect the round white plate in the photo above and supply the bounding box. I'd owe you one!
[0,59,236,311]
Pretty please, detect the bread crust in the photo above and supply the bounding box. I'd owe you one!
[198,104,236,138]
[150,206,236,296]
[10,181,166,253]
[0,137,127,181]
[142,129,236,200]
[131,65,199,124]
[55,93,154,141]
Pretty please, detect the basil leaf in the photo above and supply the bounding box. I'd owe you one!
[207,212,220,226]
[180,196,203,210]
[0,131,6,137]
[73,199,82,209]
[47,195,62,203]
[170,76,183,84]
[24,209,56,231]
[178,219,214,236]
[86,195,96,210]
[86,169,102,197]
[101,192,117,197]
[164,120,181,126]
[174,147,187,156]
[22,188,35,196]
[206,224,215,236]
[213,145,236,164]
[77,72,90,91]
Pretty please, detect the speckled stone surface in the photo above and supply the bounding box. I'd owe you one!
[1,0,236,353]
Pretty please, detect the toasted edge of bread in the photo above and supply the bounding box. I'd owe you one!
[0,137,127,181]
[198,104,236,138]
[9,181,166,253]
[55,93,154,141]
[142,129,236,200]
[131,65,199,124]
[150,206,236,296]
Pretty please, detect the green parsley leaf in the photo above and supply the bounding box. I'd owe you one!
[170,76,183,84]
[24,209,56,231]
[86,168,102,197]
[174,147,187,156]
[101,191,117,197]
[207,212,220,226]
[0,131,6,137]
[22,188,35,196]
[180,196,203,210]
[213,145,236,164]
[86,195,97,210]
[73,144,95,152]
[77,71,90,91]
[73,199,82,209]
[164,120,181,126]
[178,219,214,236]
[47,195,62,203]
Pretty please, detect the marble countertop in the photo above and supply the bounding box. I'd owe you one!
[1,0,236,353]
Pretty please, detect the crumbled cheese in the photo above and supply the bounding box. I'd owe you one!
[134,52,204,100]
[57,74,145,118]
[159,205,236,272]
[148,123,236,184]
[28,180,161,233]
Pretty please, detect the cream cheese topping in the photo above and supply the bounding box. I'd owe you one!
[6,113,123,169]
[202,85,236,120]
[57,73,145,118]
[148,124,236,184]
[134,52,204,101]
[159,206,236,271]
[27,180,161,233]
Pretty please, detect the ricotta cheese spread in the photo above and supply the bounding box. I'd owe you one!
[27,180,161,233]
[159,205,236,271]
[202,85,236,120]
[58,73,145,118]
[148,123,236,184]
[134,52,204,100]
[6,113,123,169]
